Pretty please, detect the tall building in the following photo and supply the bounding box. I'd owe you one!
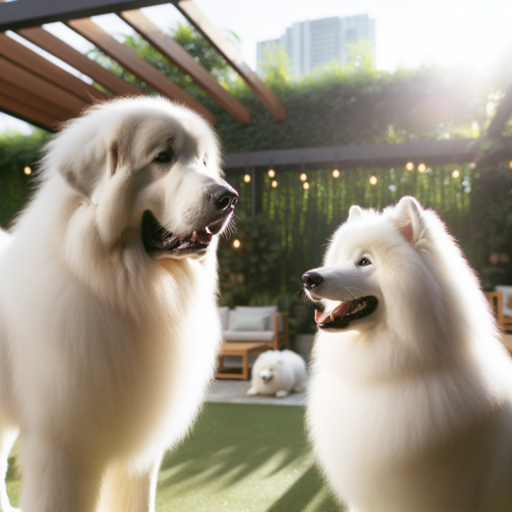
[257,14,375,78]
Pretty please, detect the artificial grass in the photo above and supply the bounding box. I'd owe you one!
[7,403,343,511]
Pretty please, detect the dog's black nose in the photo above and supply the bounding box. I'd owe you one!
[212,185,239,211]
[302,271,323,289]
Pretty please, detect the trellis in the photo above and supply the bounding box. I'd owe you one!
[226,162,482,290]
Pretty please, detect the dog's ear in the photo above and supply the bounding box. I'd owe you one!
[395,196,422,244]
[59,163,98,199]
[348,205,363,222]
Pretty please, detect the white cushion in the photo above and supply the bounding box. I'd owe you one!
[496,286,512,318]
[232,305,278,331]
[231,314,269,331]
[223,330,275,342]
[218,306,230,331]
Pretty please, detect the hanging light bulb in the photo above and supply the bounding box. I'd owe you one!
[418,163,426,173]
[243,174,251,183]
[303,182,310,190]
[232,239,241,249]
[271,180,278,188]
[23,166,32,175]
[405,162,414,171]
[332,169,340,178]
[369,175,377,185]
[452,169,460,178]
[268,169,275,178]
[300,172,307,182]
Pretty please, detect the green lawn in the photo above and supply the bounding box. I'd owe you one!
[7,403,343,511]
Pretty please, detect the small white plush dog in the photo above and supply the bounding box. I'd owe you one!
[247,350,307,398]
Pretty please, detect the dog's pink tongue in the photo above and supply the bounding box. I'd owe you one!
[196,231,213,244]
[315,302,348,325]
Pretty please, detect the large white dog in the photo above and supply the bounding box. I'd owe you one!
[0,97,237,512]
[303,197,512,512]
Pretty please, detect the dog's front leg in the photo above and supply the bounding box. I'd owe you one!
[19,436,103,512]
[97,454,163,512]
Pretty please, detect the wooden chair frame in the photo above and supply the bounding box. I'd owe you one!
[270,312,290,350]
[487,291,512,332]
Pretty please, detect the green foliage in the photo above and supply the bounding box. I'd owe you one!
[88,22,234,99]
[258,43,291,86]
[0,130,50,228]
[218,212,283,307]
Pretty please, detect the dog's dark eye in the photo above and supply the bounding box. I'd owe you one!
[154,150,173,163]
[359,257,371,266]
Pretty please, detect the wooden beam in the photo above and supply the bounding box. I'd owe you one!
[18,27,144,97]
[67,18,216,124]
[0,0,169,32]
[0,33,109,103]
[224,139,481,170]
[487,83,512,139]
[0,94,60,130]
[120,9,250,124]
[177,0,286,121]
[0,56,86,113]
[0,79,71,121]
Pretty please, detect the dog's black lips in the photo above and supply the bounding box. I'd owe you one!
[299,289,378,329]
[317,296,378,330]
[141,210,210,256]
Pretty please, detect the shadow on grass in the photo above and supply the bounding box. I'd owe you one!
[159,403,343,511]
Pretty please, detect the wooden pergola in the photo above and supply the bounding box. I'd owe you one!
[0,0,286,130]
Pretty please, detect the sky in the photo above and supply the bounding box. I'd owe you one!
[1,0,512,133]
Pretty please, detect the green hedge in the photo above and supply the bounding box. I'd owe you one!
[0,130,50,228]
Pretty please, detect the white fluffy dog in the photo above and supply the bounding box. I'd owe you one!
[0,97,238,512]
[247,350,307,398]
[303,197,512,512]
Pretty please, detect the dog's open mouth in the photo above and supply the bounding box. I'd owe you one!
[141,210,225,258]
[314,296,378,329]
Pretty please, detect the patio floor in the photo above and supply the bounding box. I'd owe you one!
[208,379,306,406]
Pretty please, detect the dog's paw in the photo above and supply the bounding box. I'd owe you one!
[247,388,258,396]
[276,390,288,398]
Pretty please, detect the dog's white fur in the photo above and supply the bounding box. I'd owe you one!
[247,350,307,398]
[0,97,231,512]
[307,197,512,512]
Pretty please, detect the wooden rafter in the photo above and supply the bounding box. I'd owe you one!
[0,94,60,130]
[0,56,87,113]
[0,33,109,103]
[488,83,512,139]
[120,9,250,124]
[67,17,216,125]
[177,0,286,121]
[0,79,71,121]
[17,27,144,97]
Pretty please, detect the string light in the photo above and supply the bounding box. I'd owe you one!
[470,162,477,170]
[369,175,377,185]
[418,163,426,173]
[332,169,340,178]
[452,169,460,178]
[268,169,275,178]
[509,160,512,170]
[303,182,310,190]
[405,162,414,171]
[23,166,32,175]
[271,180,278,188]
[300,173,307,182]
[243,174,251,183]
[232,239,241,249]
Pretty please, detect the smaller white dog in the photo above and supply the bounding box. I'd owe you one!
[247,350,307,398]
